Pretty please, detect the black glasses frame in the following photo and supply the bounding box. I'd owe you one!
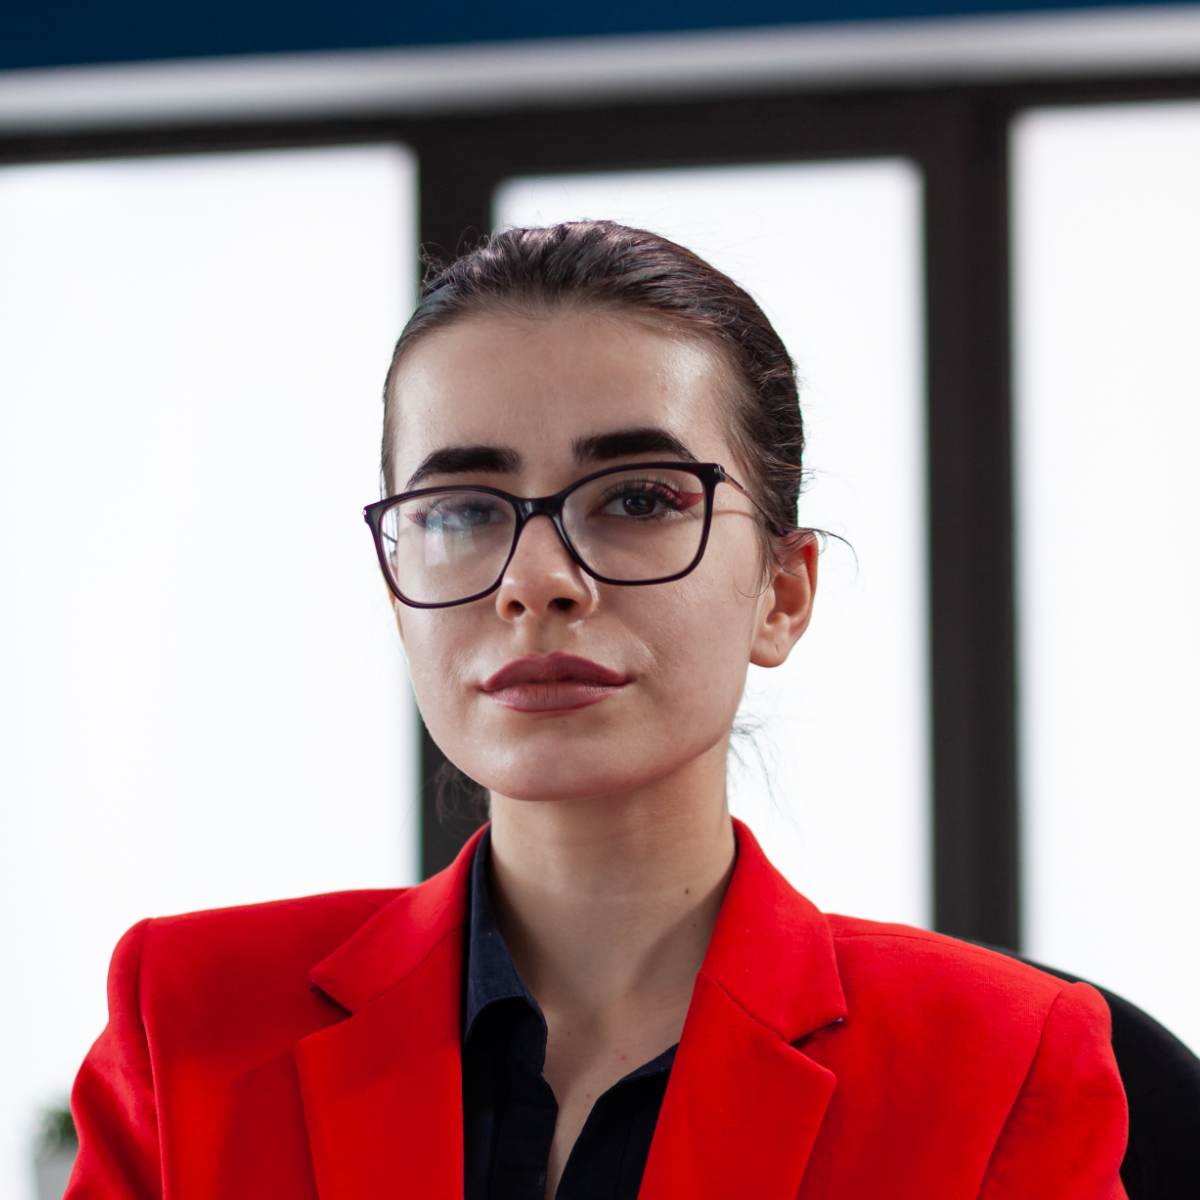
[364,460,781,609]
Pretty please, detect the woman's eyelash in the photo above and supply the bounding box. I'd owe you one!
[601,481,682,502]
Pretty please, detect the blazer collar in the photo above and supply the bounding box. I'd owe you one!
[293,819,846,1200]
[307,824,484,1014]
[703,818,847,1042]
[294,827,484,1200]
[635,819,846,1200]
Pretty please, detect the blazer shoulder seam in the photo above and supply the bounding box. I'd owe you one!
[831,927,1078,985]
[832,928,952,943]
[832,926,1072,970]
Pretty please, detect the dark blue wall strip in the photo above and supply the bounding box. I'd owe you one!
[0,0,1181,74]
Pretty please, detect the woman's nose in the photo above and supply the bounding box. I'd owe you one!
[494,515,597,621]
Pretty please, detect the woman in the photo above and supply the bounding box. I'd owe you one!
[67,222,1127,1200]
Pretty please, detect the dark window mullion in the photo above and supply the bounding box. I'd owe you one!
[919,94,1020,949]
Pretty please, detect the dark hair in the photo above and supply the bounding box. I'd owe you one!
[382,221,806,546]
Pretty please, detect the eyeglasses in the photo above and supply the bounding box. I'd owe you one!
[364,461,780,609]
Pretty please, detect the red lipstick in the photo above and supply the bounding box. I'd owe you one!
[481,653,629,713]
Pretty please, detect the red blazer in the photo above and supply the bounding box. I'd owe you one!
[67,821,1128,1199]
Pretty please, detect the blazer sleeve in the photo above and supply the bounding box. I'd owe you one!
[65,920,163,1200]
[978,981,1128,1199]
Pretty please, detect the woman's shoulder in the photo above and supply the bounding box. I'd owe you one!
[143,885,406,939]
[116,887,408,1000]
[820,912,1109,1044]
[825,911,1059,987]
[785,923,1126,1193]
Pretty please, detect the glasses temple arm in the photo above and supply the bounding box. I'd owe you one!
[719,468,792,538]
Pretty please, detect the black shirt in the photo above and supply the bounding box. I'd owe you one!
[462,832,676,1200]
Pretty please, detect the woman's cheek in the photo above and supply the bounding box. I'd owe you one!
[639,617,750,739]
[400,616,477,729]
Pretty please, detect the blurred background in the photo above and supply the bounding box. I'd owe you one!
[2,0,1200,1195]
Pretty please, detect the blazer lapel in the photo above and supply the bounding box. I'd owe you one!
[639,820,848,1200]
[291,820,844,1200]
[294,829,484,1200]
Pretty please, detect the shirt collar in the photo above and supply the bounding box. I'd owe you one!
[464,827,536,1038]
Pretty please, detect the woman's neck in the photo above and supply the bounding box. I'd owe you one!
[487,739,736,1197]
[486,740,736,1022]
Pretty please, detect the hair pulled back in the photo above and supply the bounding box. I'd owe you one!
[382,221,806,541]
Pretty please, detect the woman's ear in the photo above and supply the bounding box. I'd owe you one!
[749,531,819,669]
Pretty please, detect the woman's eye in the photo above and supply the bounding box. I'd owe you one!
[619,493,661,517]
[410,498,502,531]
[437,502,497,529]
[600,486,681,519]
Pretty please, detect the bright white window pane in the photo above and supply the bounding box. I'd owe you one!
[1014,101,1200,1051]
[0,144,419,1198]
[497,162,929,927]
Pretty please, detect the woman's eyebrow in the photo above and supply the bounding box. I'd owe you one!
[405,445,521,489]
[573,427,698,465]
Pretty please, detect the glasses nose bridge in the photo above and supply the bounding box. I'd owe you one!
[510,492,574,559]
[517,488,568,517]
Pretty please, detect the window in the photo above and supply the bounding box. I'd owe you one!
[0,143,419,1195]
[1013,98,1200,1050]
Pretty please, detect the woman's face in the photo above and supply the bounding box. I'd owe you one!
[387,308,815,803]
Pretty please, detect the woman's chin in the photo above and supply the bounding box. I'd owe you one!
[467,747,704,807]
[480,773,640,805]
[440,712,731,806]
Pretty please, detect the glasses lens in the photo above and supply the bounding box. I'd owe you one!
[563,466,708,582]
[379,490,517,605]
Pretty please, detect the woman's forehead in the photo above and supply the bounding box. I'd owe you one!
[388,310,738,475]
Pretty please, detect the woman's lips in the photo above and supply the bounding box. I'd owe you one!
[481,653,630,713]
[488,681,624,713]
